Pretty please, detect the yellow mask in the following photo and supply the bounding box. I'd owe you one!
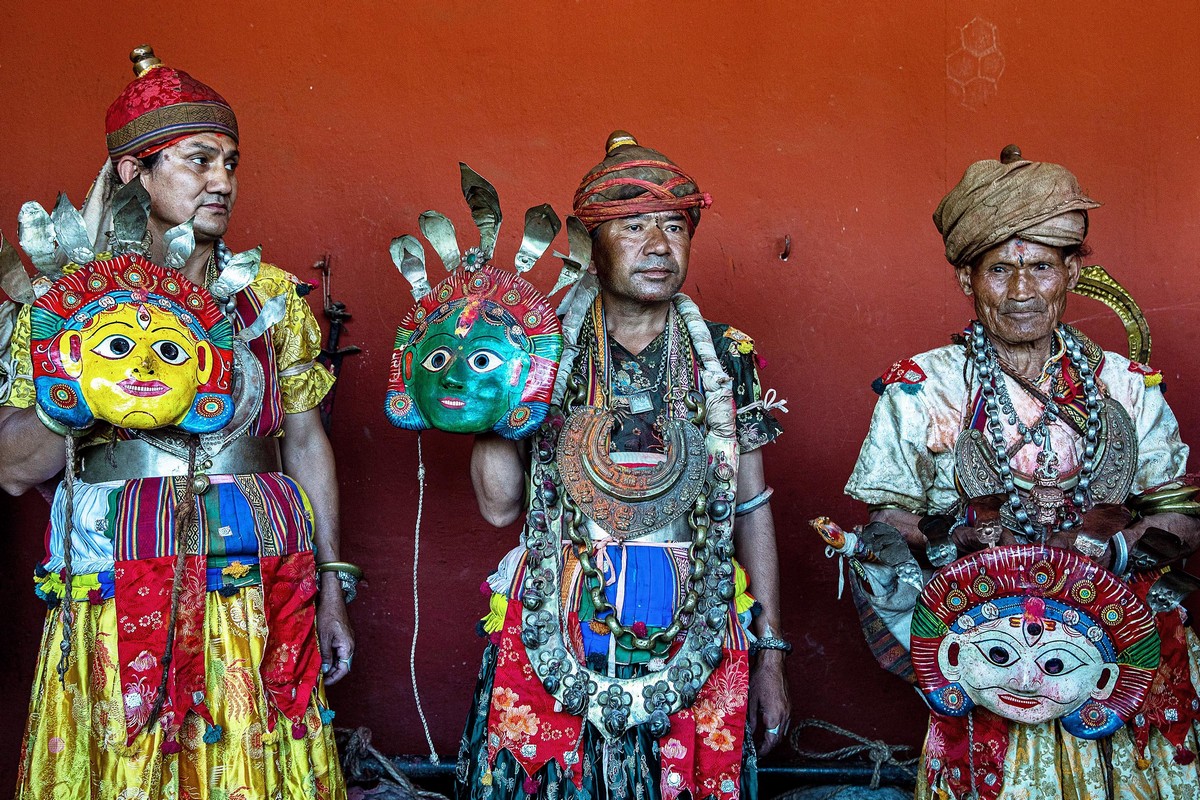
[58,302,215,429]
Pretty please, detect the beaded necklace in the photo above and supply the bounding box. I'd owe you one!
[969,321,1102,540]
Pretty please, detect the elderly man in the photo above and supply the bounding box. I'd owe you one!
[458,132,789,800]
[845,146,1200,798]
[0,47,352,799]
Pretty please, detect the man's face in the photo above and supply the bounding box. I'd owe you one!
[65,302,213,429]
[956,238,1081,348]
[939,613,1112,724]
[591,211,691,305]
[139,133,239,243]
[404,301,530,433]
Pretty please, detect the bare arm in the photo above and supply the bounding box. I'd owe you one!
[282,407,354,685]
[470,433,528,527]
[0,405,67,496]
[733,448,789,755]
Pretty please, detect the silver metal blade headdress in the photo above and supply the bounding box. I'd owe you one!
[549,216,592,296]
[18,201,63,280]
[209,246,264,304]
[390,235,430,301]
[460,163,502,260]
[418,211,461,272]
[0,236,35,305]
[109,179,152,256]
[50,193,95,267]
[514,204,562,274]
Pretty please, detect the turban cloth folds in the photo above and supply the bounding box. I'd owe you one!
[933,157,1100,268]
[572,132,712,233]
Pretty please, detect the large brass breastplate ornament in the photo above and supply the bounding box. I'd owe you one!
[955,397,1138,534]
[557,406,709,540]
[518,294,739,740]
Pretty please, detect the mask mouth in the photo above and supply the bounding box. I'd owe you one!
[438,397,466,409]
[117,379,171,397]
[996,692,1044,710]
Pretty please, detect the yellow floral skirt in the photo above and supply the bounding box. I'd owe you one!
[917,630,1200,800]
[15,587,345,800]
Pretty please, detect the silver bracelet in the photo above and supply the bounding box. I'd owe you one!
[1110,530,1129,576]
[735,486,774,517]
[749,636,792,657]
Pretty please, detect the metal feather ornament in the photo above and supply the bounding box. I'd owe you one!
[459,163,502,261]
[236,291,289,343]
[549,216,592,296]
[109,179,152,256]
[50,193,95,266]
[161,219,196,272]
[0,236,35,305]
[418,212,460,273]
[18,201,62,279]
[390,235,431,301]
[209,246,263,302]
[514,204,562,274]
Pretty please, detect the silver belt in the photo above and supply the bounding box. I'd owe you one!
[78,436,282,484]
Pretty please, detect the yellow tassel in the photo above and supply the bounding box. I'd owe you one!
[481,593,508,634]
[1136,757,1151,770]
[733,559,755,614]
[481,770,494,786]
[1144,373,1163,388]
[589,618,611,635]
[222,560,251,578]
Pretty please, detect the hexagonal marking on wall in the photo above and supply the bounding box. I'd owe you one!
[947,17,1006,110]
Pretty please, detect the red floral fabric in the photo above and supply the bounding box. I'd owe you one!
[259,552,321,732]
[105,67,231,134]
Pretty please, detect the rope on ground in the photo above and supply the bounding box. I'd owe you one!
[788,717,918,790]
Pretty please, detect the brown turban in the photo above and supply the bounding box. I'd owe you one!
[933,147,1100,267]
[572,130,712,232]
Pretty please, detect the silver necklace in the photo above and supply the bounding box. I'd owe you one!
[969,321,1102,540]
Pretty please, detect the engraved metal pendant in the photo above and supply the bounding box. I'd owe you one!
[556,406,708,539]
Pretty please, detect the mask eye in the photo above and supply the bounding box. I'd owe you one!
[420,347,453,372]
[152,340,191,366]
[91,334,136,359]
[973,638,1017,667]
[466,350,504,373]
[1038,648,1086,676]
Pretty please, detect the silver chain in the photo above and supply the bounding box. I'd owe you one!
[970,321,1102,540]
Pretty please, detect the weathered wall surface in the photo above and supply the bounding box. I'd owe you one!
[2,0,1198,786]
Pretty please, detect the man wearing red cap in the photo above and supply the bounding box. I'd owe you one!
[0,47,351,799]
[458,132,789,800]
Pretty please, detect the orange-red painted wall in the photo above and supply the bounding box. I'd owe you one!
[2,1,1199,785]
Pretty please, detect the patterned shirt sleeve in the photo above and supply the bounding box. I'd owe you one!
[256,265,335,415]
[2,303,35,409]
[708,322,784,452]
[844,382,938,513]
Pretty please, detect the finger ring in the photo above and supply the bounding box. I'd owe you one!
[339,657,353,666]
[765,725,781,735]
[1073,534,1108,559]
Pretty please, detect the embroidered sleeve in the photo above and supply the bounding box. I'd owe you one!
[844,382,938,513]
[261,270,335,415]
[710,323,783,453]
[1,303,34,409]
[1122,362,1189,493]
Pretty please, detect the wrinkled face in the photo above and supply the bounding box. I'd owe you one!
[939,613,1113,724]
[138,133,239,243]
[956,238,1081,349]
[404,300,530,432]
[591,211,691,305]
[64,302,212,428]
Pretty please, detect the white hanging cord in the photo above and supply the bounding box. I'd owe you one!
[409,432,438,763]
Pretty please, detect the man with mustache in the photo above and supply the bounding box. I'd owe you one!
[459,132,788,800]
[0,47,351,799]
[845,146,1200,798]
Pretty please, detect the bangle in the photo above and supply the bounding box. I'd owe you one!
[35,405,91,438]
[317,561,364,603]
[1110,531,1129,576]
[749,636,792,657]
[926,539,957,568]
[735,486,773,517]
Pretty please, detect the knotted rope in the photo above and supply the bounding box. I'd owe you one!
[789,718,918,790]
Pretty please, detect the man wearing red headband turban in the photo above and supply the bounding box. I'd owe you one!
[0,46,352,799]
[461,132,789,800]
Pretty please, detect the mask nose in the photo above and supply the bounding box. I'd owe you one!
[440,356,468,390]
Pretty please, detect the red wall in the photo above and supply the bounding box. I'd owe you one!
[2,1,1199,785]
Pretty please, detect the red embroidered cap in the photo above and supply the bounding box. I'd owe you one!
[105,45,238,161]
